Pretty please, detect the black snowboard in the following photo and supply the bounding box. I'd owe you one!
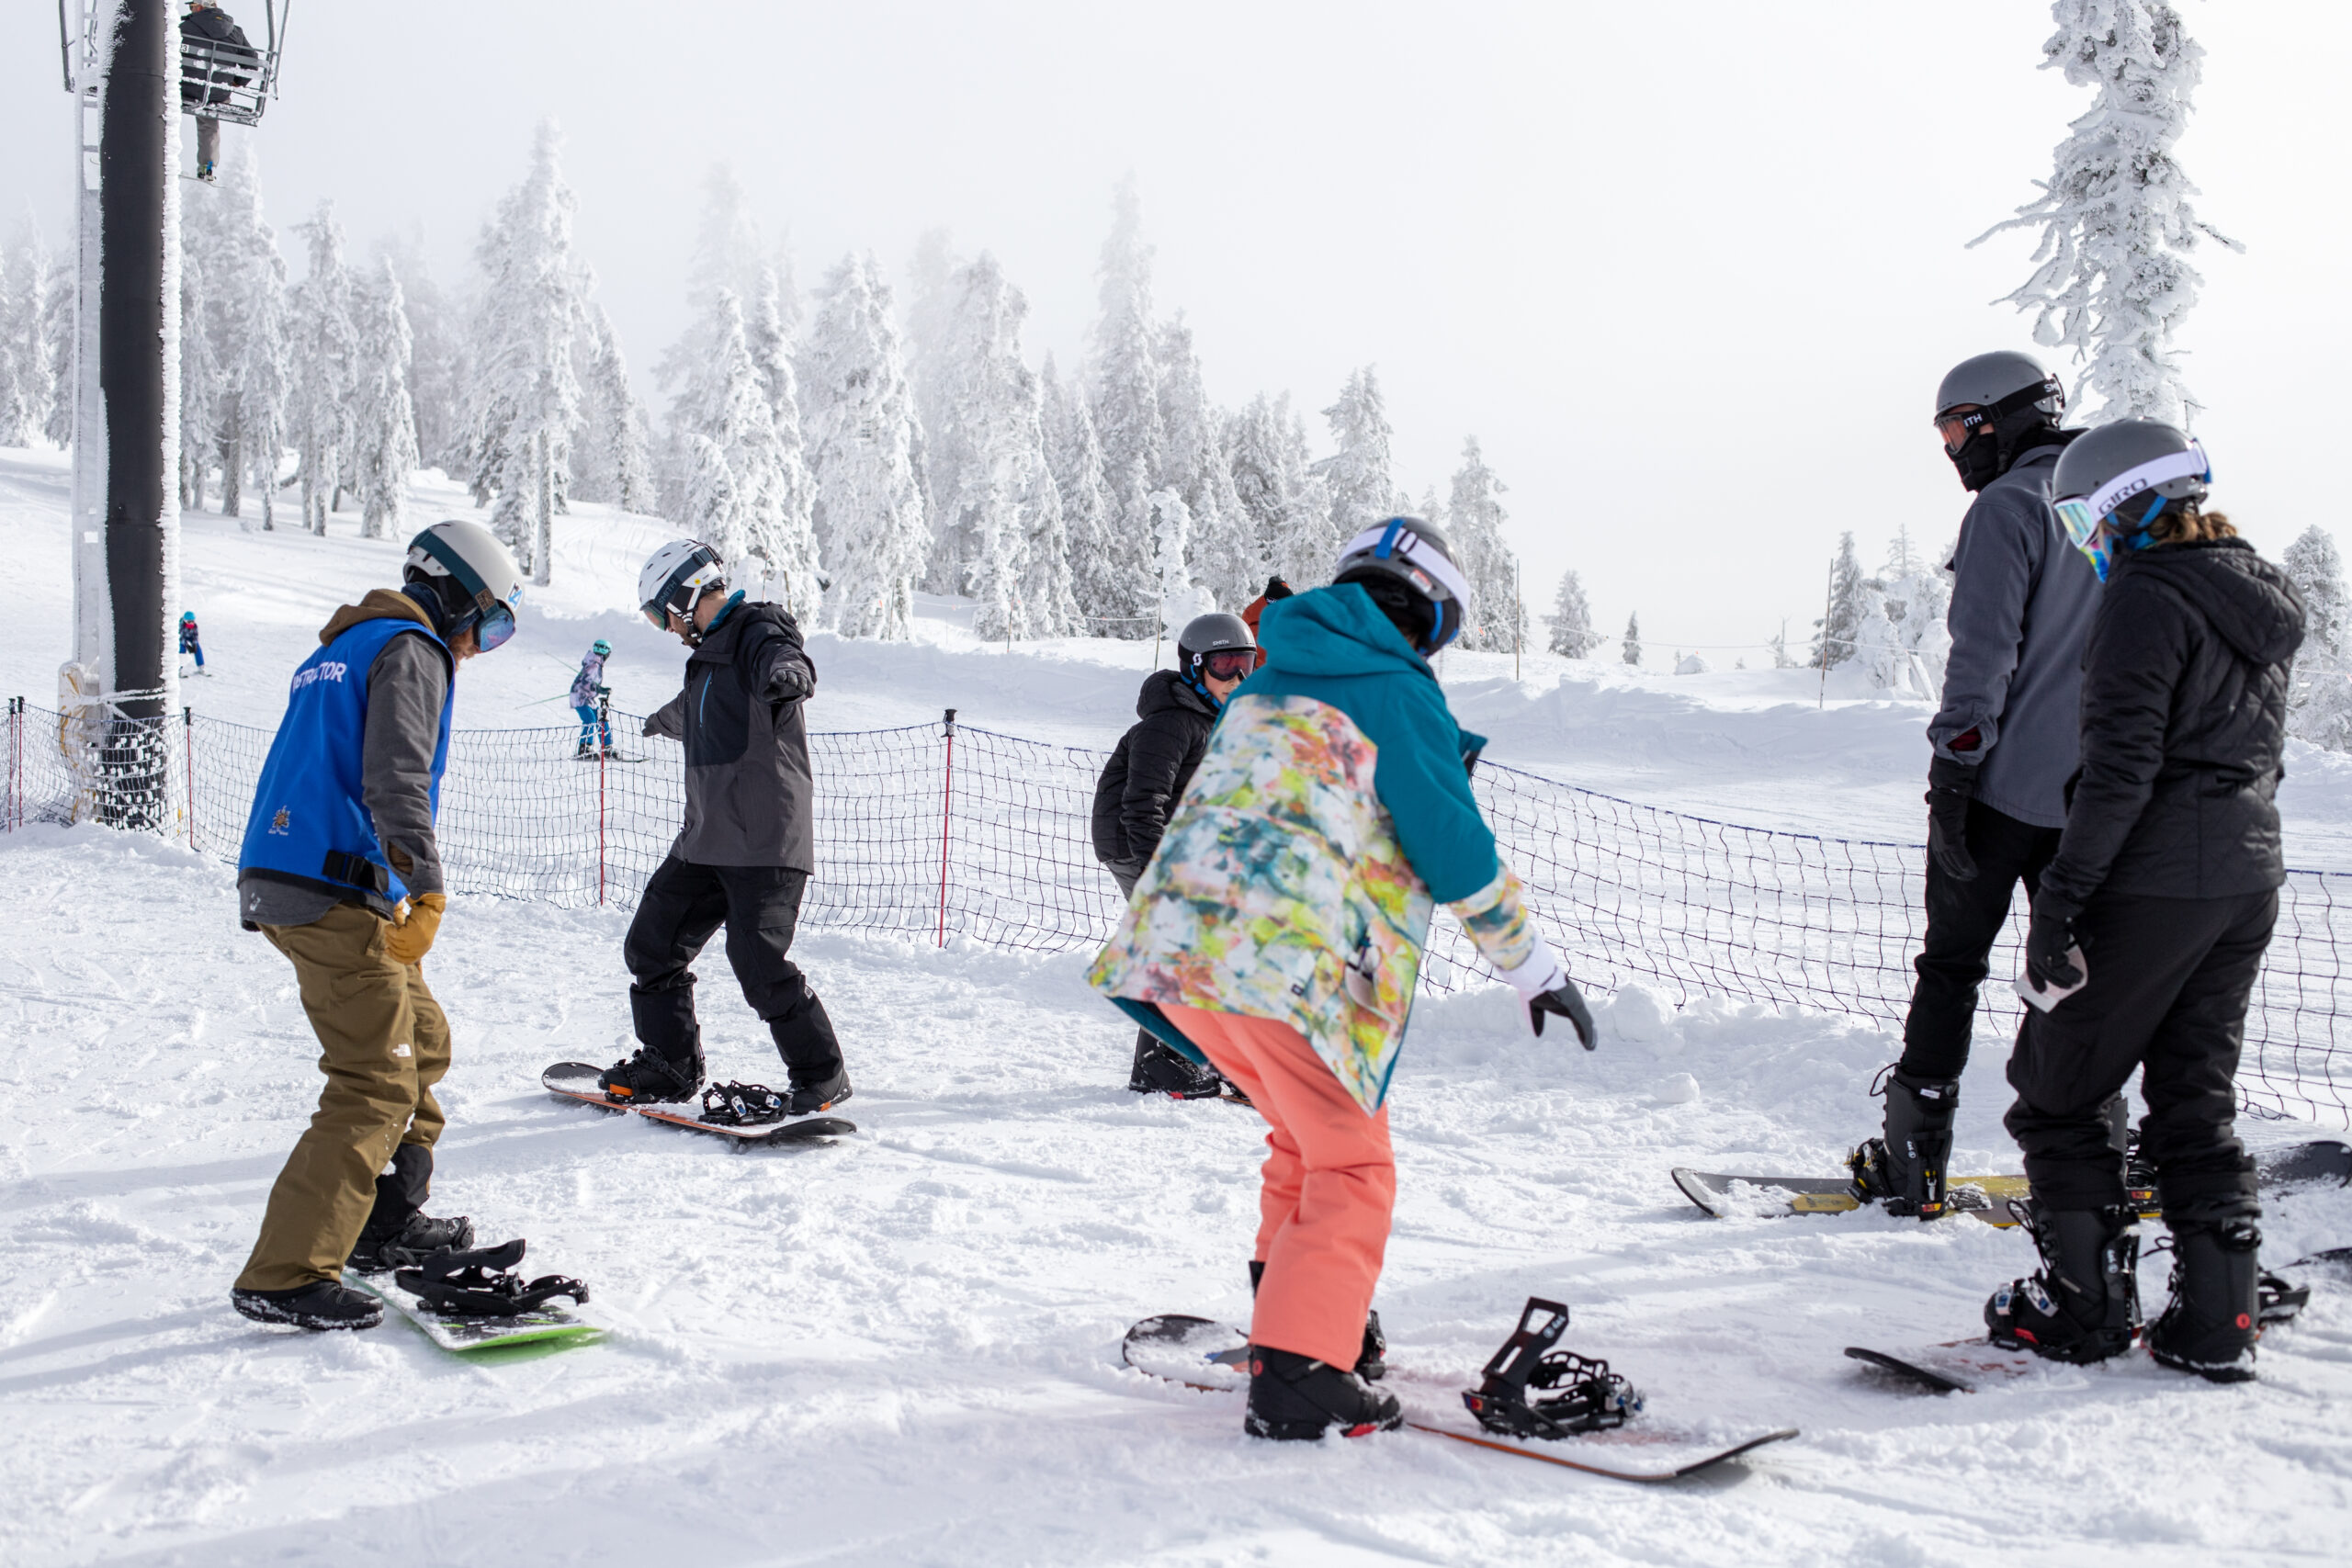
[1120,1314,1797,1483]
[542,1062,855,1143]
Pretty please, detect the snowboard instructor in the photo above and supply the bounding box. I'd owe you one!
[597,541,850,1115]
[230,520,524,1332]
[1850,352,2097,1219]
[1986,422,2301,1382]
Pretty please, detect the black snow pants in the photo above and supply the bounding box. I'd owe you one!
[2004,888,2274,1221]
[1899,799,2062,1078]
[625,857,842,1087]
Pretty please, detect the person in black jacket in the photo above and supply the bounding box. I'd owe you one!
[1094,612,1256,1096]
[598,540,848,1117]
[1984,421,2302,1384]
[180,2,257,184]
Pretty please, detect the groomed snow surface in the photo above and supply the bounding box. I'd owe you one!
[6,448,2352,1564]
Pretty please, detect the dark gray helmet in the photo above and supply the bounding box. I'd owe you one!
[1177,612,1256,691]
[2052,418,2210,517]
[1934,350,2064,423]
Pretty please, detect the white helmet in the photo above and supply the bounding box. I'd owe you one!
[639,539,728,630]
[404,520,525,651]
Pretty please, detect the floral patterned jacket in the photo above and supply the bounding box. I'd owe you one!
[1088,585,1544,1112]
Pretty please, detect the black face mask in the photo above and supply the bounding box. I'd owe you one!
[1948,429,2004,492]
[1949,413,2071,493]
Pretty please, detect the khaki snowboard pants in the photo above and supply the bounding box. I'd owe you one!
[235,904,452,1292]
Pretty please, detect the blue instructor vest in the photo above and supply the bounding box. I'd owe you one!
[238,613,454,910]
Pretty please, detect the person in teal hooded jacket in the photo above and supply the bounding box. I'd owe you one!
[1091,517,1597,1441]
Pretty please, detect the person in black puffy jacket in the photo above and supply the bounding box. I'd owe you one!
[1093,613,1255,1096]
[1984,421,2303,1385]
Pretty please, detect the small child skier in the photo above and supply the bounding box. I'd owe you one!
[571,638,613,758]
[179,611,207,674]
[1090,517,1598,1440]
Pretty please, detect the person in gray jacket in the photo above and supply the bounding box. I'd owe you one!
[597,540,849,1115]
[1849,352,2098,1218]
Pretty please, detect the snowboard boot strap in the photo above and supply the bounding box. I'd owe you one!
[397,1239,590,1318]
[1459,1295,1644,1439]
[701,1081,786,1126]
[1988,1205,2140,1362]
[2259,1268,2310,1325]
[2150,1218,2261,1382]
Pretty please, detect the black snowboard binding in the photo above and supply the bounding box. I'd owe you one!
[1460,1296,1643,1440]
[346,1210,475,1274]
[396,1239,589,1319]
[1130,1036,1224,1100]
[701,1080,787,1126]
[1985,1202,2141,1363]
[598,1047,703,1104]
[1848,1067,1959,1219]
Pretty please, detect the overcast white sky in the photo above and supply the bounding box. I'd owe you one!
[8,2,2346,654]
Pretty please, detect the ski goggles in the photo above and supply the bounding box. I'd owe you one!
[1198,649,1256,681]
[472,600,518,652]
[2053,442,2211,581]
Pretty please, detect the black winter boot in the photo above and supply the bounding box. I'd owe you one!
[1985,1205,2141,1363]
[1849,1070,1959,1218]
[1129,1034,1222,1099]
[2148,1219,2262,1382]
[347,1210,476,1274]
[1244,1345,1402,1440]
[232,1280,384,1331]
[599,1046,703,1104]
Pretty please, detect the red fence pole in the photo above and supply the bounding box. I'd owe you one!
[183,706,196,851]
[936,708,956,948]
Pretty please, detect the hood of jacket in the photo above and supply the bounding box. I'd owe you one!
[1258,583,1434,682]
[319,587,438,646]
[1136,667,1215,721]
[2120,538,2304,668]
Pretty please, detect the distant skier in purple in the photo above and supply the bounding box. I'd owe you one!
[571,639,613,759]
[179,611,207,673]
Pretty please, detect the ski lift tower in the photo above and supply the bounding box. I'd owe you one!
[55,2,290,827]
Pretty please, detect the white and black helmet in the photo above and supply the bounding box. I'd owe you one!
[404,520,525,651]
[1333,516,1471,653]
[639,539,728,631]
[2051,418,2211,581]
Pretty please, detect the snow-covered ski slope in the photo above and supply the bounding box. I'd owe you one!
[6,449,2352,1564]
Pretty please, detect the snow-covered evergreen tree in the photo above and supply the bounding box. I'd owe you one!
[1229,392,1333,591]
[1867,526,1954,695]
[469,120,585,583]
[802,254,925,638]
[2283,525,2352,750]
[1044,355,1120,633]
[1769,622,1797,669]
[1149,487,1206,638]
[1813,532,1870,670]
[1546,568,1600,658]
[1085,178,1162,634]
[1158,315,1250,610]
[0,223,59,448]
[572,301,655,513]
[380,232,464,473]
[175,241,218,509]
[682,288,819,613]
[286,204,359,534]
[351,259,418,541]
[1319,367,1403,543]
[1622,612,1642,668]
[1447,436,1522,653]
[202,146,289,528]
[1973,1,2237,426]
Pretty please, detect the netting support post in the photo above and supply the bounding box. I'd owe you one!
[6,696,20,832]
[182,705,194,851]
[936,707,956,948]
[595,687,609,906]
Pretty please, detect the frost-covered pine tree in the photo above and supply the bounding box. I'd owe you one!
[469,120,585,583]
[1973,1,2237,426]
[572,301,655,513]
[1857,526,1954,695]
[1319,367,1402,541]
[903,227,966,585]
[1448,436,1523,653]
[0,223,60,448]
[351,259,418,541]
[1148,487,1208,637]
[1622,613,1642,668]
[1158,315,1251,610]
[2282,525,2352,750]
[200,146,289,528]
[286,203,359,533]
[381,232,464,473]
[1229,392,1333,592]
[1086,178,1163,633]
[1546,568,1600,658]
[176,240,219,509]
[1044,355,1119,633]
[1813,532,1871,670]
[802,254,926,638]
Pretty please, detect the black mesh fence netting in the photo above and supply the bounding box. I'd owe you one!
[5,696,2346,1127]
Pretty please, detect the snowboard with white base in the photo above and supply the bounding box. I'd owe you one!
[344,1268,602,1356]
[542,1062,855,1143]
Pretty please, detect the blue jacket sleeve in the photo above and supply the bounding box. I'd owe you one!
[1362,675,1499,904]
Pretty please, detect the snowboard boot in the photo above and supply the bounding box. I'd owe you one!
[1243,1345,1403,1440]
[1848,1070,1959,1219]
[346,1209,476,1274]
[1248,1260,1386,1382]
[1129,1033,1222,1100]
[2148,1218,2262,1382]
[1985,1204,2142,1364]
[575,742,596,760]
[231,1280,384,1332]
[598,1046,703,1104]
[786,1065,852,1115]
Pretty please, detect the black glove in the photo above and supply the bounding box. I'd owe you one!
[1264,577,1295,601]
[1925,754,1978,882]
[2024,892,2085,991]
[767,661,815,704]
[1528,976,1598,1050]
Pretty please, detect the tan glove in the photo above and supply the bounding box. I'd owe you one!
[386,892,446,967]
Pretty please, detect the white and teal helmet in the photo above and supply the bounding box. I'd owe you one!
[404,520,525,650]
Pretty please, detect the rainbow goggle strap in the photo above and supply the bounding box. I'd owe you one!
[1340,518,1473,622]
[412,533,523,651]
[2053,442,2211,582]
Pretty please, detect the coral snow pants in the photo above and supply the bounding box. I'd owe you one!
[1163,1003,1396,1369]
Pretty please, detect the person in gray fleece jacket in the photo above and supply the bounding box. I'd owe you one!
[1849,351,2098,1219]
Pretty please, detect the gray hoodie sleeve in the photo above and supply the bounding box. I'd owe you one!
[363,631,451,897]
[1928,485,2043,765]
